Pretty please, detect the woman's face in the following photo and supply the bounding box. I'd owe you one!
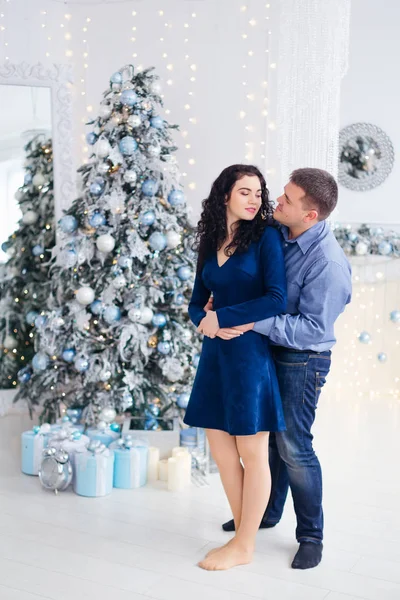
[225,175,262,223]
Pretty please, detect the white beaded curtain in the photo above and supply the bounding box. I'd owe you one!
[271,0,351,188]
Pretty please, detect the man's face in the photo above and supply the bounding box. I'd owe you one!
[274,181,317,227]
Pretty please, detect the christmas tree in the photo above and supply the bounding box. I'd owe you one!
[17,65,201,429]
[0,135,54,389]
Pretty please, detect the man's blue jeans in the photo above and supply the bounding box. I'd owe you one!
[263,347,331,544]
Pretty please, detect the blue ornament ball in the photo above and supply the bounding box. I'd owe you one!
[17,366,32,384]
[177,392,190,409]
[89,178,105,196]
[174,293,185,306]
[389,310,400,323]
[139,210,156,226]
[378,241,392,256]
[1,241,8,253]
[157,341,171,354]
[120,89,138,106]
[358,331,371,344]
[110,71,122,84]
[110,422,120,433]
[62,348,76,363]
[32,245,44,257]
[32,352,49,372]
[86,132,97,146]
[90,300,103,315]
[119,136,138,156]
[74,356,90,373]
[141,179,158,197]
[89,212,106,228]
[168,190,185,207]
[177,266,191,281]
[26,310,39,325]
[117,256,132,269]
[149,232,167,252]
[150,116,164,129]
[103,305,121,324]
[24,173,32,185]
[377,352,387,363]
[34,315,47,328]
[59,215,78,234]
[193,353,200,368]
[152,313,167,328]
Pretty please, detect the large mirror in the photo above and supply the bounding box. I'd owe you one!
[0,62,75,254]
[338,122,395,191]
[0,85,52,262]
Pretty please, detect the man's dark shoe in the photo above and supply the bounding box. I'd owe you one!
[222,518,277,532]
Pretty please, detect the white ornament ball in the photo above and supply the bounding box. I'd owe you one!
[96,139,111,158]
[166,231,181,249]
[128,307,142,322]
[138,307,154,325]
[99,104,112,119]
[113,275,127,290]
[33,173,46,187]
[15,189,24,201]
[22,210,39,225]
[123,170,137,184]
[3,335,18,350]
[150,80,162,95]
[355,241,368,256]
[128,115,141,128]
[76,286,95,306]
[96,234,115,254]
[99,407,117,423]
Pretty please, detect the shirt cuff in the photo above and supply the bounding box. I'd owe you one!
[253,317,274,337]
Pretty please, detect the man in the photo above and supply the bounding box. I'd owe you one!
[215,168,352,570]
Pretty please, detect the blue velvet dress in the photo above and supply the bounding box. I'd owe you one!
[184,226,287,436]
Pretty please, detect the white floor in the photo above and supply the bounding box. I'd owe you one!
[1,390,400,600]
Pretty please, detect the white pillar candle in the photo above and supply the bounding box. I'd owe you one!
[167,457,185,492]
[174,450,192,486]
[158,459,169,482]
[147,447,160,482]
[172,446,188,457]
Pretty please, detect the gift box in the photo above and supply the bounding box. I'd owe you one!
[86,422,120,447]
[21,424,52,475]
[110,435,148,489]
[73,441,114,497]
[48,428,89,482]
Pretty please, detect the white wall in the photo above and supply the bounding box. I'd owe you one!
[0,0,272,220]
[339,0,400,226]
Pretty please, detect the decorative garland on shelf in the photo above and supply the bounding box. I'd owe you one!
[333,223,400,258]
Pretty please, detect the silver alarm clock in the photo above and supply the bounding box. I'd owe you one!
[39,447,73,494]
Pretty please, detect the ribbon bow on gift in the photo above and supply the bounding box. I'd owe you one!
[32,424,52,435]
[87,440,110,455]
[116,434,148,450]
[96,421,120,433]
[50,427,83,443]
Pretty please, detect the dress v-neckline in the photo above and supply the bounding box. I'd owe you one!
[216,251,235,269]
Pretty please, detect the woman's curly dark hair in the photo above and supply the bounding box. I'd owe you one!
[196,164,274,271]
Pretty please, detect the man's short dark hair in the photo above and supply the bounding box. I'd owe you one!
[290,168,338,220]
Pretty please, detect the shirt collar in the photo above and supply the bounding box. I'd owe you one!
[279,221,326,254]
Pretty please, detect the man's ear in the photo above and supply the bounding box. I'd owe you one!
[304,209,318,223]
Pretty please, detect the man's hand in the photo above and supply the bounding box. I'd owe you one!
[203,296,213,312]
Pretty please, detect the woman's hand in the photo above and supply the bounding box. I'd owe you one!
[216,329,243,340]
[198,310,220,338]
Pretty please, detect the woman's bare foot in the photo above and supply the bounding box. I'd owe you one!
[205,538,233,558]
[199,540,253,571]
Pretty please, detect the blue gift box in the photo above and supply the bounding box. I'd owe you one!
[110,437,148,489]
[73,443,114,497]
[86,423,120,447]
[21,425,52,475]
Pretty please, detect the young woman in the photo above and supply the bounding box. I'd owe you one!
[184,164,287,571]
